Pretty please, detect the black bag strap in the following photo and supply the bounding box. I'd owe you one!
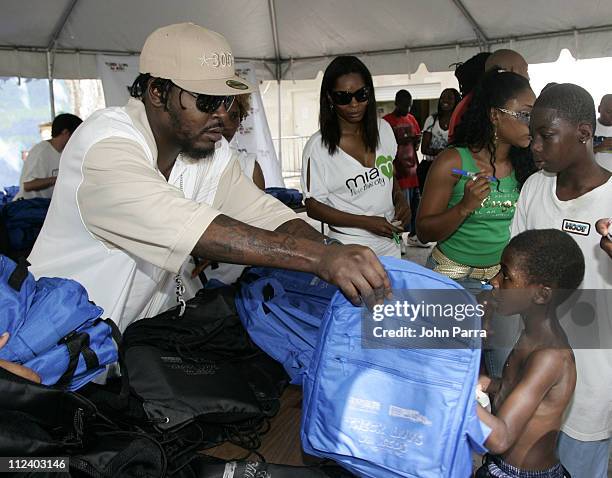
[103,319,130,403]
[7,257,29,291]
[56,332,92,389]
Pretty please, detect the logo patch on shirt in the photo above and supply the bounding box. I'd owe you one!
[375,155,394,179]
[562,219,591,236]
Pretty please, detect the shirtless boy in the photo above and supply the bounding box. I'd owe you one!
[476,229,585,478]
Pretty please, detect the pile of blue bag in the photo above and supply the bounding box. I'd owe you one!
[0,197,50,256]
[264,187,304,208]
[236,267,338,384]
[0,186,19,205]
[0,255,118,390]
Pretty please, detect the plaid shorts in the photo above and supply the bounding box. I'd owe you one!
[475,454,571,478]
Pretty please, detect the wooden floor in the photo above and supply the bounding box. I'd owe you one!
[206,385,310,465]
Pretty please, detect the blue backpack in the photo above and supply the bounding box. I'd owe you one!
[264,187,304,207]
[0,197,50,252]
[236,268,338,384]
[0,255,119,390]
[302,257,490,478]
[0,186,19,205]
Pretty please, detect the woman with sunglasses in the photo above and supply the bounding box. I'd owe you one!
[417,69,536,377]
[301,56,410,257]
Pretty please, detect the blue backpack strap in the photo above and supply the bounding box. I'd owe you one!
[7,257,29,291]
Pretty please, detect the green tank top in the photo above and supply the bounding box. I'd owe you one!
[438,147,519,267]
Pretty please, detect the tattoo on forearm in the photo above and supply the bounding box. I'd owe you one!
[275,218,323,242]
[195,215,320,271]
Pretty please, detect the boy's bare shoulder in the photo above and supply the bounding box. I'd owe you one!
[526,347,574,368]
[522,347,575,387]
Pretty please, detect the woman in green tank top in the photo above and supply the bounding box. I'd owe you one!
[416,69,536,290]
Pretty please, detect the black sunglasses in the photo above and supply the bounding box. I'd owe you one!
[174,83,235,113]
[330,86,371,105]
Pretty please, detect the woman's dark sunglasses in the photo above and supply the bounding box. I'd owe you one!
[330,86,371,105]
[175,83,235,113]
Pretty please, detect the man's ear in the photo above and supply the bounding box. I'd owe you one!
[533,285,553,305]
[147,80,166,109]
[577,121,593,143]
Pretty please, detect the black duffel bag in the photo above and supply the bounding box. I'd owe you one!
[122,285,289,449]
[0,368,167,478]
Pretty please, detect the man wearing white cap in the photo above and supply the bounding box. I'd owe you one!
[28,23,390,332]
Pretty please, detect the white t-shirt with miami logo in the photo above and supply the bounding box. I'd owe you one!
[301,119,399,257]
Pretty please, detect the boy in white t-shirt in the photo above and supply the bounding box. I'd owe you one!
[511,83,612,477]
[14,113,82,200]
[594,94,612,169]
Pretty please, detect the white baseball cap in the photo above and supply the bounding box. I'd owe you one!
[139,23,253,96]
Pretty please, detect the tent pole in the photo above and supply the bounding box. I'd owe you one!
[277,73,282,165]
[46,50,55,120]
[267,0,283,166]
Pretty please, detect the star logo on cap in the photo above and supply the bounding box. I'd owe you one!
[199,54,209,66]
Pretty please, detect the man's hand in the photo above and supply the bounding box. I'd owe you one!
[194,215,391,308]
[314,244,392,307]
[191,259,212,278]
[0,333,41,383]
[595,218,612,259]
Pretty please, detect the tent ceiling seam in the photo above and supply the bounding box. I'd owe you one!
[47,0,80,51]
[450,0,489,47]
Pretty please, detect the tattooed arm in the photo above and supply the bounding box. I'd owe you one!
[274,218,324,242]
[192,215,391,305]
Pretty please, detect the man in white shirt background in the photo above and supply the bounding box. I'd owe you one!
[14,113,82,200]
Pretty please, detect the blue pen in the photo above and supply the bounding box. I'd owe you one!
[452,168,497,183]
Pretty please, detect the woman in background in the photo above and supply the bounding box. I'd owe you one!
[418,88,462,198]
[301,56,409,257]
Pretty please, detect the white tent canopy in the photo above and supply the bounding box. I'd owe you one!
[2,0,612,82]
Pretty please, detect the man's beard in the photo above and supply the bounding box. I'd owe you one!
[168,104,216,160]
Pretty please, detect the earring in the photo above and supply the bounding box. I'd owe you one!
[494,127,498,144]
[330,103,334,111]
[580,138,587,144]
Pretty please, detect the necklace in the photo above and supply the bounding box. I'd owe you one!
[174,169,186,317]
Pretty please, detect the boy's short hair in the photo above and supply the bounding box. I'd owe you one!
[506,229,585,293]
[533,83,596,131]
[395,89,412,105]
[51,113,83,137]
